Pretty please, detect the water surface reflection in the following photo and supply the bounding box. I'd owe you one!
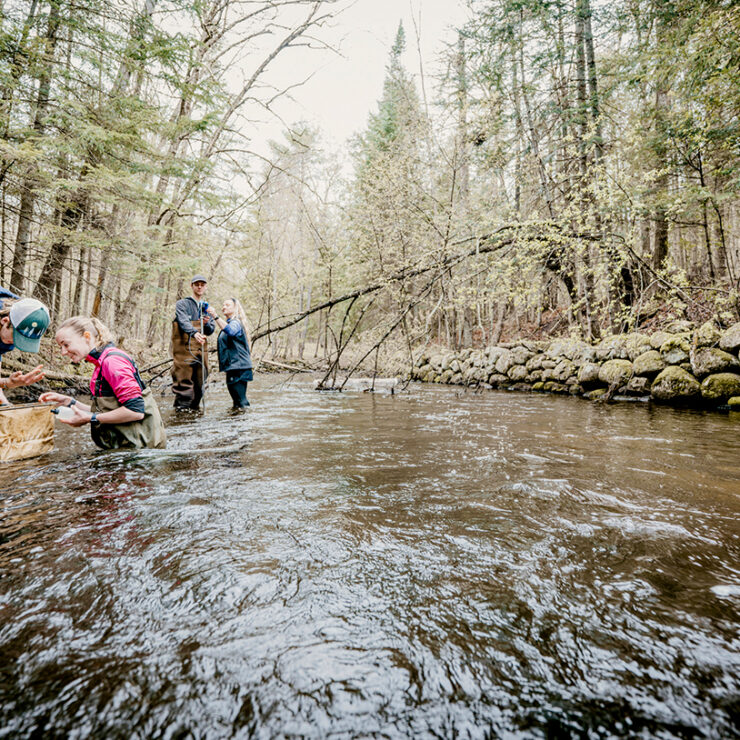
[1,379,739,738]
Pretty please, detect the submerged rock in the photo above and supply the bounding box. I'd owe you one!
[700,373,740,402]
[690,347,740,378]
[651,366,701,402]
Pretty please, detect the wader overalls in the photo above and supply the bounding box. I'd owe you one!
[90,350,167,450]
[171,316,209,410]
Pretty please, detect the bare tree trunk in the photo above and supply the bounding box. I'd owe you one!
[582,0,603,162]
[9,0,61,293]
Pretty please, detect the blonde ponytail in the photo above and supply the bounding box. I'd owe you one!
[58,316,114,348]
[231,298,251,345]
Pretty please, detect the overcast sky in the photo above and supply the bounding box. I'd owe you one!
[256,0,470,150]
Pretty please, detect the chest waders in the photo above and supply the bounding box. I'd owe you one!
[91,351,167,450]
[171,316,209,410]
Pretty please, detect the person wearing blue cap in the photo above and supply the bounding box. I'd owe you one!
[0,296,49,405]
[171,275,215,410]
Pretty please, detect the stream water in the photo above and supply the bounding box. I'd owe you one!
[1,377,739,738]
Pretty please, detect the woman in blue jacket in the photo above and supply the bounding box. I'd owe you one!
[208,298,253,409]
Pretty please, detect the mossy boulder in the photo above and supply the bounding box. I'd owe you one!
[468,350,483,366]
[691,347,740,378]
[586,388,608,400]
[494,349,515,375]
[719,323,740,354]
[651,366,701,402]
[633,350,666,377]
[660,335,690,365]
[507,364,529,382]
[488,373,509,387]
[423,371,436,383]
[695,319,721,348]
[650,330,672,350]
[439,369,453,384]
[552,359,577,382]
[728,396,740,410]
[666,319,694,334]
[449,359,461,374]
[528,369,543,382]
[577,362,602,388]
[462,367,477,384]
[546,338,596,364]
[543,381,568,393]
[700,373,740,402]
[510,345,533,365]
[625,334,653,361]
[532,381,545,392]
[595,335,630,361]
[450,372,463,385]
[526,354,545,371]
[598,359,633,387]
[624,376,650,396]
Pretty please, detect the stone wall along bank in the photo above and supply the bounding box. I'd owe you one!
[411,319,740,409]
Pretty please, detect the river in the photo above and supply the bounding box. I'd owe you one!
[1,377,739,738]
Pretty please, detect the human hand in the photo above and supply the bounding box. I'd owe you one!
[193,332,206,345]
[39,391,71,407]
[206,306,216,317]
[58,404,91,427]
[9,364,45,387]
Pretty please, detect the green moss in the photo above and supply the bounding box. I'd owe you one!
[651,366,700,401]
[700,373,740,402]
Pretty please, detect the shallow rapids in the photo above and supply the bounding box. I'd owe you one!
[1,378,739,738]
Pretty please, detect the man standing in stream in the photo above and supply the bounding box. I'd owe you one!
[171,275,215,411]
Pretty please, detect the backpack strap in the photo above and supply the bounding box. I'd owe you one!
[95,350,146,397]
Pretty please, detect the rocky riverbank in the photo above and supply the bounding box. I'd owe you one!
[411,319,740,410]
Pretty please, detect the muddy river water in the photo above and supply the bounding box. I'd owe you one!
[1,377,739,738]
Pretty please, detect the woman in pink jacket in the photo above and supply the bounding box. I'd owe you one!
[40,316,166,449]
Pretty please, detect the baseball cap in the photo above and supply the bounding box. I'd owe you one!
[10,298,50,353]
[191,274,208,284]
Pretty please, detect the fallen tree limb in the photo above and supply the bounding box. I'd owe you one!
[257,358,312,373]
[250,223,625,342]
[252,228,521,341]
